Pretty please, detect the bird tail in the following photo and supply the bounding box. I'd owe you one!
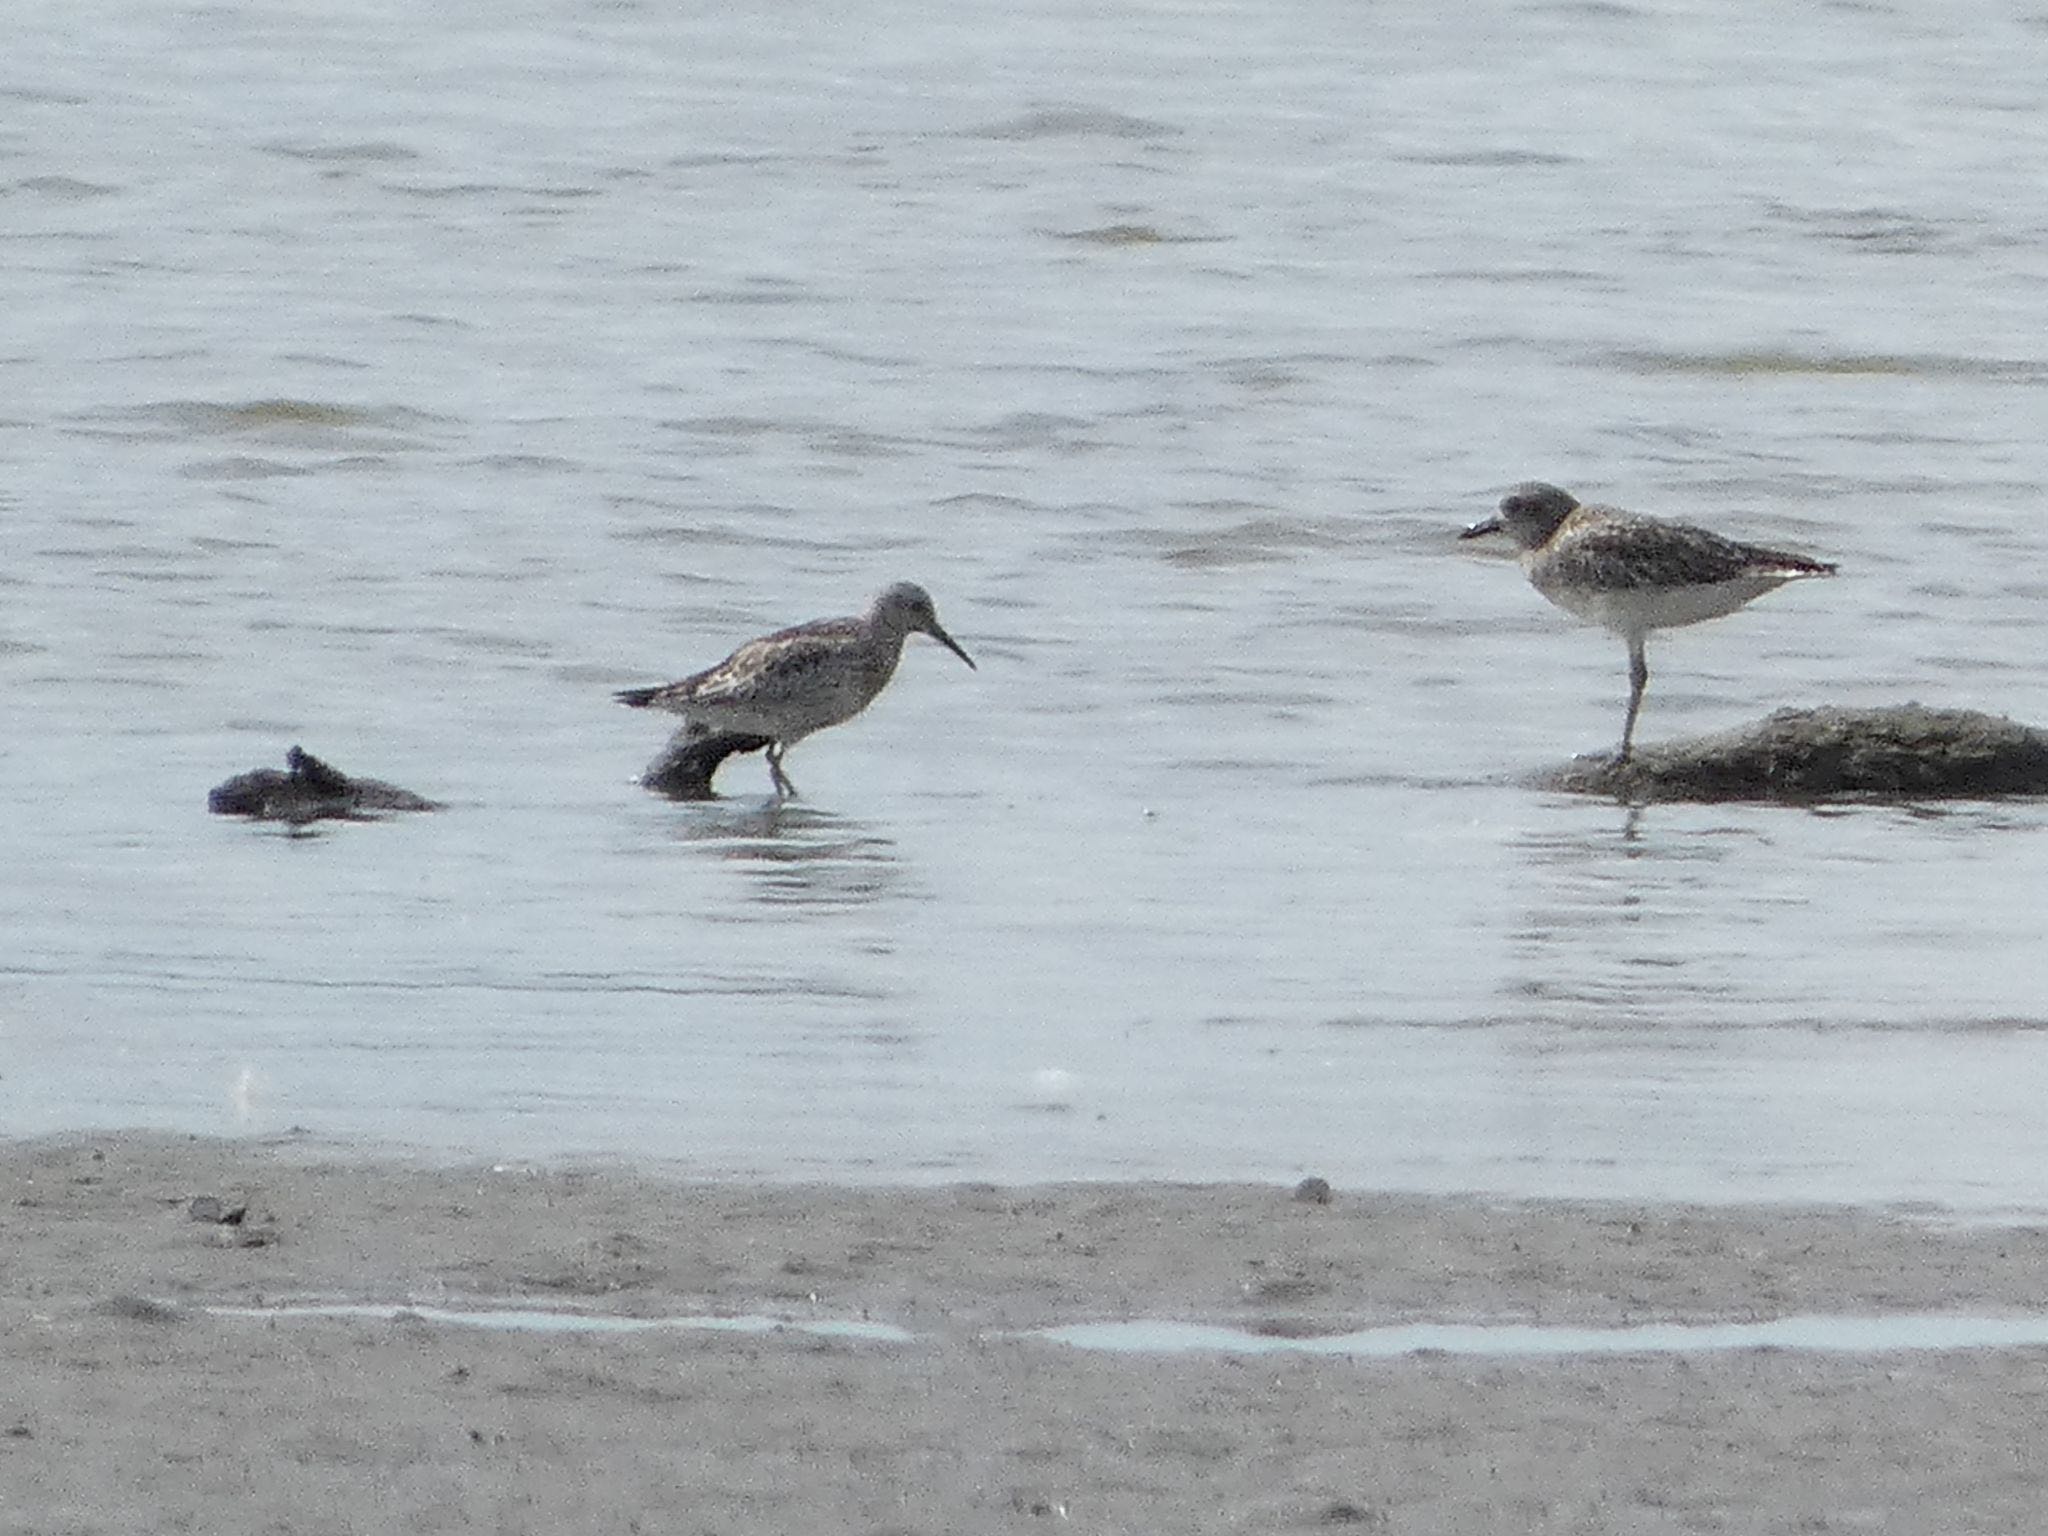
[1753,548,1837,579]
[614,685,665,709]
[1779,554,1838,578]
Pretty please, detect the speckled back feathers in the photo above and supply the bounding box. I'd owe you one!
[614,583,975,758]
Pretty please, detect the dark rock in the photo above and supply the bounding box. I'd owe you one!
[1539,704,2048,802]
[208,746,442,822]
[1293,1176,1334,1205]
[639,729,773,801]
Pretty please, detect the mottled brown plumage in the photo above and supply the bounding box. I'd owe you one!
[615,582,974,798]
[1463,482,1835,761]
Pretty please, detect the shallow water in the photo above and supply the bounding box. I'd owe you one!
[7,1,2048,1212]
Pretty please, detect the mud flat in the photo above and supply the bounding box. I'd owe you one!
[7,1132,2047,1534]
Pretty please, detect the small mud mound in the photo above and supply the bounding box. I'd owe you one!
[1539,705,2048,803]
[640,730,773,801]
[208,746,442,822]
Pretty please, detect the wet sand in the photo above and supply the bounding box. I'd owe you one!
[6,1132,2048,1533]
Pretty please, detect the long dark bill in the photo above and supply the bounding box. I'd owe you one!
[927,622,976,669]
[1460,514,1504,540]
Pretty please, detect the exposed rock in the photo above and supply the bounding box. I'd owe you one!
[639,730,773,801]
[208,746,442,822]
[1539,705,2048,802]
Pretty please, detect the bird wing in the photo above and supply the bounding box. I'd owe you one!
[673,617,865,709]
[1549,513,1831,590]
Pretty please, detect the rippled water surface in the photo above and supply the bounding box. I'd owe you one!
[7,0,2048,1211]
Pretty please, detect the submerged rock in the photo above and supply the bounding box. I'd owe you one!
[640,730,773,801]
[1540,705,2048,802]
[208,746,442,822]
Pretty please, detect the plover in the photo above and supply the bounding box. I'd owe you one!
[1462,482,1836,760]
[615,582,975,798]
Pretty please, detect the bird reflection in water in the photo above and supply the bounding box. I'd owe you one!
[1501,808,1746,1022]
[665,801,906,914]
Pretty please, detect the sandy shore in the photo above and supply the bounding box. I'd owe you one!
[6,1132,2048,1533]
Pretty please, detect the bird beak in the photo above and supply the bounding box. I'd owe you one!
[1460,513,1503,541]
[927,622,976,670]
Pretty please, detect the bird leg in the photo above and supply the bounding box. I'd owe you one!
[766,742,798,799]
[1619,635,1649,763]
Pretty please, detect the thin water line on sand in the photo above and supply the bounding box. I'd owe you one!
[203,1302,2048,1359]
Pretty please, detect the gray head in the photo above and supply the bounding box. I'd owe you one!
[870,582,976,669]
[1461,482,1581,551]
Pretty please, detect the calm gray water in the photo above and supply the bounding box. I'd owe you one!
[7,1,2048,1211]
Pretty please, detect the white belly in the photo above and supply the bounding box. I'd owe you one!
[1537,573,1790,637]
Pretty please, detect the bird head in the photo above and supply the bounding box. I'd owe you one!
[1462,482,1581,551]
